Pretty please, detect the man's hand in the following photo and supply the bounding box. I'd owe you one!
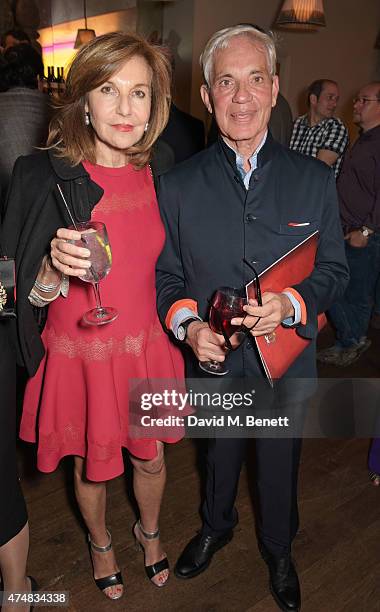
[185,321,227,362]
[344,230,369,248]
[316,149,339,168]
[231,292,295,337]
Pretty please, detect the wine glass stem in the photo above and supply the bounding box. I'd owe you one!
[92,282,104,313]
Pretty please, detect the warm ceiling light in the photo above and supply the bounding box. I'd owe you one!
[74,0,96,48]
[276,0,326,28]
[74,28,96,48]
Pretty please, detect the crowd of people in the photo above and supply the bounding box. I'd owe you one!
[0,22,379,612]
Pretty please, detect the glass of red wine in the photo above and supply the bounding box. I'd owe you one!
[199,286,248,376]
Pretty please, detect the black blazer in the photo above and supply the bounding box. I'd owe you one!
[156,133,349,383]
[1,144,170,376]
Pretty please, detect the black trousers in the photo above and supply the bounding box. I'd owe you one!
[201,436,303,556]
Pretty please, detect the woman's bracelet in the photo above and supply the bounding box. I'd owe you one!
[34,278,61,293]
[29,274,69,308]
[29,286,61,307]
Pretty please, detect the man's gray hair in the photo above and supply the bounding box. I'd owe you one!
[200,24,277,88]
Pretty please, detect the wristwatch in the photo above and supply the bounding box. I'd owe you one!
[361,226,370,237]
[177,317,200,342]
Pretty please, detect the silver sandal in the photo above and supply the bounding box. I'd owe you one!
[133,520,169,587]
[88,529,124,599]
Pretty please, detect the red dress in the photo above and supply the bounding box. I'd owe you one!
[20,162,185,481]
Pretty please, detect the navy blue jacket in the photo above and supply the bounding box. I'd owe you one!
[156,133,349,384]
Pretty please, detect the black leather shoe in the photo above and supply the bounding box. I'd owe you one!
[260,547,301,611]
[174,531,233,579]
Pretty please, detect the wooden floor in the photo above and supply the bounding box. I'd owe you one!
[18,324,380,612]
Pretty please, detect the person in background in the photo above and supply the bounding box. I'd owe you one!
[1,29,30,52]
[317,82,380,367]
[2,32,186,600]
[266,90,293,146]
[160,52,205,164]
[0,233,36,610]
[0,43,49,206]
[290,79,348,178]
[160,102,205,164]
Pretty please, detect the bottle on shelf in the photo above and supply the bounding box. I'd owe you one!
[57,67,66,95]
[41,69,49,95]
[52,67,59,97]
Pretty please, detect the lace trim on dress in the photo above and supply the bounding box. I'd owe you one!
[46,327,145,361]
[88,438,121,463]
[38,425,121,464]
[94,184,154,214]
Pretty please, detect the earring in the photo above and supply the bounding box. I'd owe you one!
[144,122,149,133]
[85,111,90,126]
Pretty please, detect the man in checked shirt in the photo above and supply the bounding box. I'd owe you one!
[290,79,349,178]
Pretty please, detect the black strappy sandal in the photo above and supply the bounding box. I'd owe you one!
[88,529,124,600]
[133,520,169,587]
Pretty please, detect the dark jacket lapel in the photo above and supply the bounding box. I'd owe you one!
[48,150,104,223]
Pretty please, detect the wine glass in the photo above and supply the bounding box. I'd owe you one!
[72,221,118,326]
[199,287,247,376]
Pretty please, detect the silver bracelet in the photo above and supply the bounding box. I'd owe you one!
[29,286,61,307]
[34,277,62,293]
[61,274,69,297]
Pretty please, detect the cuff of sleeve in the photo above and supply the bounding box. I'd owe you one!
[282,287,307,326]
[165,299,199,331]
[362,223,376,233]
[172,309,202,339]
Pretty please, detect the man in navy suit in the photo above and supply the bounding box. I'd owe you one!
[156,25,348,611]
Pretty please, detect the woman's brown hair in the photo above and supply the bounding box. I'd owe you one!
[47,31,171,168]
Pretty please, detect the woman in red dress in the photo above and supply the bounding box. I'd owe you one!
[5,32,184,599]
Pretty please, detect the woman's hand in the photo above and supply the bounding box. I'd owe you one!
[231,293,294,337]
[50,228,92,277]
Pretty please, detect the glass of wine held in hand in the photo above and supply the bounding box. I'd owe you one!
[199,286,248,376]
[72,221,118,326]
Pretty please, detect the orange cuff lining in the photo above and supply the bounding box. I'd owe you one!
[165,299,198,330]
[283,287,307,325]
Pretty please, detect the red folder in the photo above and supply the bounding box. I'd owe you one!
[245,231,326,385]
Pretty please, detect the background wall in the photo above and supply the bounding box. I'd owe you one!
[162,0,194,113]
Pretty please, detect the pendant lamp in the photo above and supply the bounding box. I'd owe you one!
[74,0,96,49]
[276,0,326,28]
